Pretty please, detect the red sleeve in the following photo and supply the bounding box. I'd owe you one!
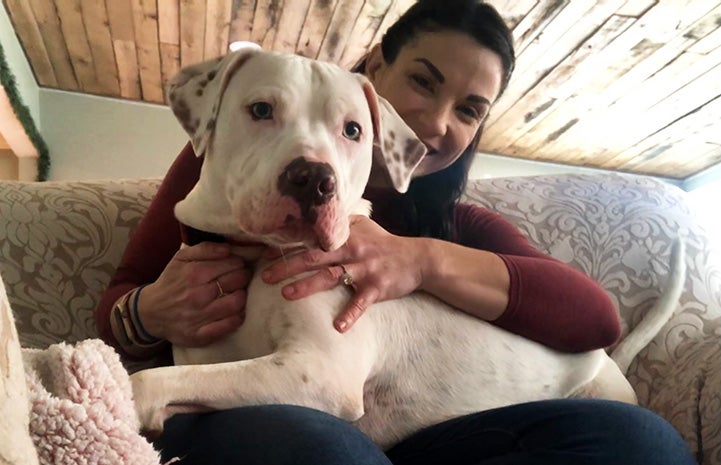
[453,203,620,353]
[95,142,202,356]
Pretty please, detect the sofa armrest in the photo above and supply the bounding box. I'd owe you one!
[0,179,160,349]
[463,173,721,464]
[639,340,721,465]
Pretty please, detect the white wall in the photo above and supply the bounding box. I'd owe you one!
[39,85,685,184]
[36,85,620,182]
[470,152,627,181]
[688,179,721,242]
[40,89,188,180]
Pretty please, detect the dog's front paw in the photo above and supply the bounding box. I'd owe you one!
[130,370,170,436]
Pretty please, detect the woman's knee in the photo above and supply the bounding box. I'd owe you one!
[547,399,696,465]
[258,405,389,464]
[157,404,390,465]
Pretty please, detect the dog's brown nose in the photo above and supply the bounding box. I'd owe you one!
[278,157,337,217]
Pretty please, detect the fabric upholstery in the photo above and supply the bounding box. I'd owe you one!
[0,173,719,464]
[463,174,720,465]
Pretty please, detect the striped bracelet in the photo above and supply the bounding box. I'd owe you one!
[131,284,160,343]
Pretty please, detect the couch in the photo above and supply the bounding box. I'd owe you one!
[0,172,719,464]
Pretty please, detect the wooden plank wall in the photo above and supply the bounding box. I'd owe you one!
[2,0,720,179]
[1,0,414,101]
[482,0,721,178]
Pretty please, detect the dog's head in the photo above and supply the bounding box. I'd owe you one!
[167,48,426,251]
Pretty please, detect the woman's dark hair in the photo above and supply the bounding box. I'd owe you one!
[356,0,515,240]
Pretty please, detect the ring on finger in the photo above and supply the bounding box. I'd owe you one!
[339,264,354,287]
[215,279,226,298]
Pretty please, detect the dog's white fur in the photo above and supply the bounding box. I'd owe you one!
[131,49,687,449]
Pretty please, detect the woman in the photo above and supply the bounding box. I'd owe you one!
[96,1,696,464]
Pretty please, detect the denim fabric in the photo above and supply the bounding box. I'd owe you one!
[387,399,697,465]
[156,399,696,465]
[156,404,391,465]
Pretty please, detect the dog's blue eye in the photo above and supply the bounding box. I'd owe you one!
[250,102,273,120]
[343,121,362,141]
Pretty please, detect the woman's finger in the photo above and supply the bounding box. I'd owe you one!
[188,255,247,286]
[334,286,379,333]
[195,313,245,344]
[262,248,342,283]
[203,290,247,321]
[280,265,348,300]
[262,247,285,261]
[175,242,231,261]
[215,267,253,295]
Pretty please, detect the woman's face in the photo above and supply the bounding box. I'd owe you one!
[366,30,504,178]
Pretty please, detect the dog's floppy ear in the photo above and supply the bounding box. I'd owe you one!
[167,47,260,157]
[359,77,426,193]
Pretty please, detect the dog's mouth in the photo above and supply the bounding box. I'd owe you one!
[251,213,340,252]
[225,194,346,252]
[283,216,342,252]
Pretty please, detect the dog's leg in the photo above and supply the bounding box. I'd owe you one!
[131,349,367,434]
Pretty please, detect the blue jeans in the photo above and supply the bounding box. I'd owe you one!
[155,399,697,465]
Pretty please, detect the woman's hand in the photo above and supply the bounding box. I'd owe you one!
[137,242,252,347]
[261,216,427,332]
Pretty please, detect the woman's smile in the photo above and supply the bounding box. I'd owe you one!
[367,30,503,178]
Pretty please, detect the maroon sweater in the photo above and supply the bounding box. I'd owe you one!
[96,143,620,357]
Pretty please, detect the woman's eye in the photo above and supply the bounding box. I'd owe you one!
[458,106,481,120]
[342,121,362,141]
[411,74,433,91]
[249,102,273,120]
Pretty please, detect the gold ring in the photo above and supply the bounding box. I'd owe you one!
[215,279,226,298]
[339,264,354,287]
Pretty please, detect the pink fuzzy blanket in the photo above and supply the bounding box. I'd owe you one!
[22,339,177,465]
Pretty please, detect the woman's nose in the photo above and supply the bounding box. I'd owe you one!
[417,103,450,139]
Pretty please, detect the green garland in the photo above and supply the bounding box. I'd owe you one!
[0,41,49,181]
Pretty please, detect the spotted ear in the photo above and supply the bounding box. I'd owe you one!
[167,46,260,157]
[359,77,426,193]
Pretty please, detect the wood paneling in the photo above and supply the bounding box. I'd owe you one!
[179,0,206,67]
[3,0,57,86]
[272,0,311,54]
[27,0,78,89]
[3,0,721,180]
[107,0,141,100]
[81,0,120,95]
[158,0,180,93]
[131,0,164,102]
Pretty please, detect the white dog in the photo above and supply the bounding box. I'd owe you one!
[131,48,686,449]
